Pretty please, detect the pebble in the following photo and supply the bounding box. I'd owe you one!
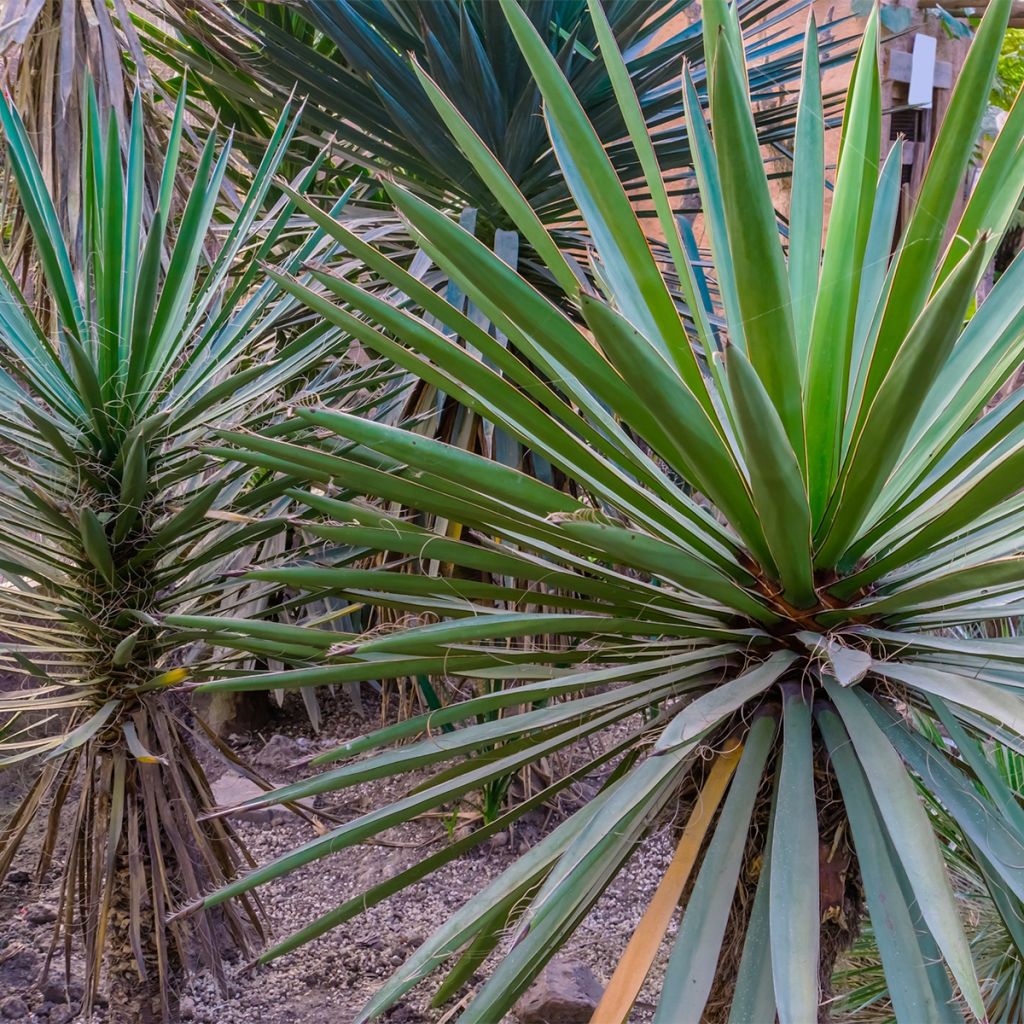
[41,976,84,1003]
[253,734,310,771]
[0,996,28,1020]
[210,771,314,825]
[209,772,292,825]
[24,903,57,925]
[514,958,604,1023]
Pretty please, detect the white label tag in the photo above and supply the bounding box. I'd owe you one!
[908,33,937,108]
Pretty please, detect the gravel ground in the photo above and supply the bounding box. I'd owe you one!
[1,689,680,1024]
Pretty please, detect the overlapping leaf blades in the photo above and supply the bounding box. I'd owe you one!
[145,0,850,223]
[182,0,1024,1019]
[140,0,855,577]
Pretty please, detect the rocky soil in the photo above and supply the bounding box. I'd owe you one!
[1,690,679,1023]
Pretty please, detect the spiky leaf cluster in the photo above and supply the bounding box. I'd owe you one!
[184,0,1024,1020]
[0,89,389,1016]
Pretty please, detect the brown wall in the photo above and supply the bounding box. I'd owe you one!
[650,1,973,245]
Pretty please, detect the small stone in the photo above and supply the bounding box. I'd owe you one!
[41,976,84,1004]
[384,1004,426,1024]
[7,870,30,885]
[0,996,28,1020]
[41,980,65,1003]
[48,1007,74,1024]
[0,947,37,986]
[179,995,196,1019]
[25,902,57,924]
[514,958,603,1024]
[210,771,312,824]
[210,772,280,825]
[488,831,510,849]
[253,734,308,771]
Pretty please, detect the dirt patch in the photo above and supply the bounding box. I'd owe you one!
[1,689,679,1023]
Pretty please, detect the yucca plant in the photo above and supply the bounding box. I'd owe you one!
[0,87,386,1021]
[145,2,853,725]
[180,0,1024,1019]
[145,0,848,231]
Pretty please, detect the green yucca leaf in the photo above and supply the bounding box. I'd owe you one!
[44,700,121,760]
[727,771,779,1024]
[769,689,820,1024]
[681,62,746,356]
[654,652,794,752]
[789,13,824,370]
[78,507,117,587]
[861,0,1011,412]
[804,9,880,523]
[578,295,768,563]
[0,95,85,339]
[845,138,905,449]
[875,705,1024,905]
[710,0,803,460]
[409,57,580,299]
[818,706,962,1022]
[825,680,985,1020]
[583,0,718,373]
[818,236,993,566]
[725,343,814,605]
[499,0,705,400]
[655,716,775,1023]
[185,3,1024,1021]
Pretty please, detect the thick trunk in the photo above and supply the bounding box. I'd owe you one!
[105,832,180,1023]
